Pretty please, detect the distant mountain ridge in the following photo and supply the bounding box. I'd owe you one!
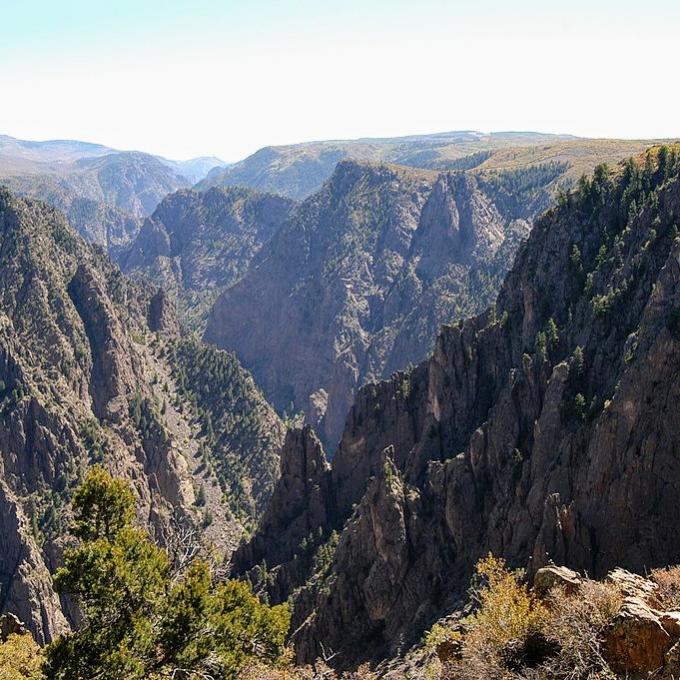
[0,135,228,254]
[0,133,227,179]
[195,131,656,200]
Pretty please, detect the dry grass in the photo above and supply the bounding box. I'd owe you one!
[529,581,622,680]
[650,565,680,610]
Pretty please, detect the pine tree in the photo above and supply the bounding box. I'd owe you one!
[44,468,290,680]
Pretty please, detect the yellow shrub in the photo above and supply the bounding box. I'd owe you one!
[0,633,43,680]
[467,554,546,649]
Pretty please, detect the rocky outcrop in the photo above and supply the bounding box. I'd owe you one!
[233,426,332,601]
[0,612,28,641]
[67,263,138,421]
[533,565,582,597]
[120,187,296,329]
[147,289,180,335]
[603,596,677,673]
[0,481,68,644]
[237,149,680,666]
[205,161,536,447]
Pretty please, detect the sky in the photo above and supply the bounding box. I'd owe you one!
[1,0,680,161]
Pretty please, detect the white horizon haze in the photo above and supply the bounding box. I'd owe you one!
[2,0,680,161]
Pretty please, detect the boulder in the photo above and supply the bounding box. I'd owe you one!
[607,568,660,604]
[0,613,28,642]
[603,596,676,673]
[533,565,582,598]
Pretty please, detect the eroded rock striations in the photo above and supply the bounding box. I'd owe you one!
[205,160,535,447]
[235,148,680,666]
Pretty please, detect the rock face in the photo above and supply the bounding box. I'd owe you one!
[236,149,680,666]
[67,263,140,421]
[120,187,296,329]
[232,426,332,601]
[205,161,535,447]
[0,189,284,642]
[147,289,180,335]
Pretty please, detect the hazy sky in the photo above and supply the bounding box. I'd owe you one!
[2,0,679,161]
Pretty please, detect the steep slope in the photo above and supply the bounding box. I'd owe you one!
[196,131,654,200]
[0,189,284,642]
[120,187,296,329]
[234,147,680,666]
[205,161,542,446]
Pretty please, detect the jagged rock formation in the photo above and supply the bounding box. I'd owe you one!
[205,160,536,446]
[232,426,332,601]
[120,187,296,329]
[147,289,180,335]
[0,189,284,642]
[235,148,680,667]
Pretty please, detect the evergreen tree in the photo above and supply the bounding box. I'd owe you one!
[44,468,290,680]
